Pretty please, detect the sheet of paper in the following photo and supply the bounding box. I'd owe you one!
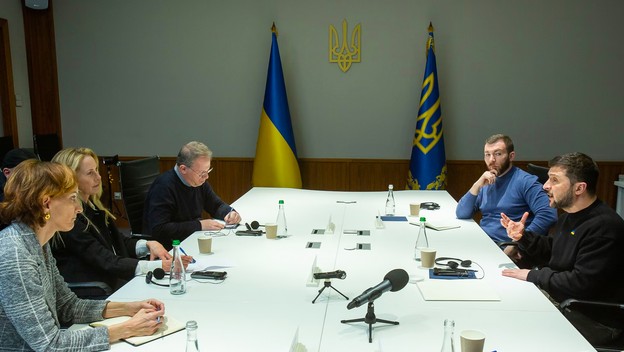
[187,258,236,272]
[416,279,500,301]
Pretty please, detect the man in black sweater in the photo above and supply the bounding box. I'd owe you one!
[143,141,241,249]
[501,152,624,346]
[0,148,37,202]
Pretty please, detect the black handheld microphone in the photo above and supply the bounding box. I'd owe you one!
[347,268,409,310]
[146,268,169,287]
[313,270,347,280]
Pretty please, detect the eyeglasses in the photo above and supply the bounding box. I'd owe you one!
[187,166,213,179]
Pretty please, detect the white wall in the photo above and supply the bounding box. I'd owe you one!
[0,0,34,148]
[20,1,624,160]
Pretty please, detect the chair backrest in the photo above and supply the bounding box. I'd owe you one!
[33,133,61,161]
[118,156,160,235]
[0,136,14,163]
[527,163,550,184]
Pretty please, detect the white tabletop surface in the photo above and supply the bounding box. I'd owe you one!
[100,187,595,352]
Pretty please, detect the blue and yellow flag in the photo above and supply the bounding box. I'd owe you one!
[252,24,302,188]
[407,23,447,190]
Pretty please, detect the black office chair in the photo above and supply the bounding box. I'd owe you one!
[527,163,550,184]
[559,299,624,351]
[66,281,113,300]
[117,156,160,236]
[33,133,62,161]
[0,135,14,162]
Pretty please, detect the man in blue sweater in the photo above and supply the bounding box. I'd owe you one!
[455,134,557,244]
[143,141,241,249]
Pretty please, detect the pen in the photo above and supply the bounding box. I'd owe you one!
[224,207,236,223]
[179,247,196,264]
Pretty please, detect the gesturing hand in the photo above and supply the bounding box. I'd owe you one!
[500,211,529,241]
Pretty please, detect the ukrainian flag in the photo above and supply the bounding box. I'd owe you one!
[252,24,302,188]
[407,23,447,190]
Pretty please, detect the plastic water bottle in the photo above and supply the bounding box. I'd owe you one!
[276,200,287,237]
[185,320,200,352]
[169,240,186,295]
[440,319,455,352]
[385,184,395,215]
[414,216,429,260]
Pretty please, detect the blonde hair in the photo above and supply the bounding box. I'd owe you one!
[52,147,116,222]
[0,160,78,229]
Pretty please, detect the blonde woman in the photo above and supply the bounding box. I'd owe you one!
[51,148,191,297]
[0,160,165,351]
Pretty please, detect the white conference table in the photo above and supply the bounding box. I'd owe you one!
[105,187,595,352]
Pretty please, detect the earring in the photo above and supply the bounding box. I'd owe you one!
[44,213,51,221]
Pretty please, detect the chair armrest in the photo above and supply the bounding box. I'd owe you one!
[560,298,624,310]
[130,233,152,240]
[67,281,113,296]
[497,241,518,249]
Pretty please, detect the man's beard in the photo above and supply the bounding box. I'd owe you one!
[551,187,575,209]
[490,157,511,176]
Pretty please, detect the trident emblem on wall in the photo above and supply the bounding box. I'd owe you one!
[329,19,361,72]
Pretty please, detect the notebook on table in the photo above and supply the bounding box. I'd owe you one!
[90,315,185,346]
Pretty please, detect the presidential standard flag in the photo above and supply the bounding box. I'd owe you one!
[407,23,447,190]
[252,24,302,188]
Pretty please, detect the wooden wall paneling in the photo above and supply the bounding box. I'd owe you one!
[596,162,624,208]
[157,157,176,173]
[209,158,253,204]
[300,158,350,191]
[102,157,624,229]
[348,159,409,191]
[446,160,486,201]
[22,0,62,136]
[0,18,18,143]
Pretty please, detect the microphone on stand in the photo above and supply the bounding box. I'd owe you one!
[347,268,409,310]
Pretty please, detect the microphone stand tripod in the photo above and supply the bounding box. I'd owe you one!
[312,279,349,304]
[340,301,399,343]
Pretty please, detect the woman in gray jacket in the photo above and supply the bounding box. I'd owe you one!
[0,160,165,351]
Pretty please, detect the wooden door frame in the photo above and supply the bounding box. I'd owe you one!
[0,18,19,145]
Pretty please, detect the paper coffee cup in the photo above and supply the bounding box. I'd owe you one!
[198,236,213,254]
[460,330,485,352]
[410,203,421,217]
[420,248,436,268]
[265,223,277,239]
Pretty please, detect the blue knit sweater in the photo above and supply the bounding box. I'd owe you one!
[456,166,557,242]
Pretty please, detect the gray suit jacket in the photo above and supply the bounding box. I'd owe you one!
[0,222,110,351]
